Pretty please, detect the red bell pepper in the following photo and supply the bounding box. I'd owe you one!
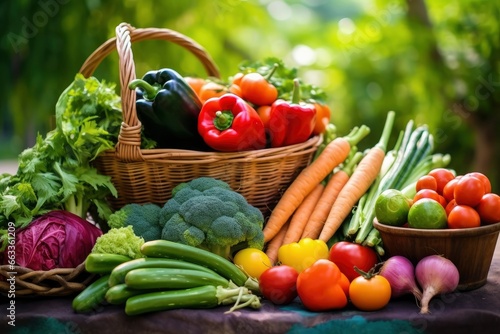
[296,259,348,312]
[197,93,266,152]
[268,79,316,148]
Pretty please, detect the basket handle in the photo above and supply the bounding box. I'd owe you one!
[78,23,220,161]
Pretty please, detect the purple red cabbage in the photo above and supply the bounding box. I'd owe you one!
[7,210,102,270]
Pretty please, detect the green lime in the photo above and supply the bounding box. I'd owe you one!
[407,198,447,229]
[375,189,411,226]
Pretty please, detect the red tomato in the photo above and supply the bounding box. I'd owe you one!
[445,199,457,216]
[447,205,481,229]
[476,193,500,225]
[259,265,299,305]
[454,175,485,207]
[416,175,438,192]
[413,189,442,205]
[328,241,378,282]
[442,177,461,203]
[428,168,455,195]
[466,172,492,194]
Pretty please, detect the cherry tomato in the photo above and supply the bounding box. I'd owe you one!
[413,189,442,205]
[231,72,244,86]
[259,265,298,305]
[476,193,500,225]
[312,103,331,135]
[447,204,481,229]
[428,168,455,195]
[416,175,438,192]
[466,172,492,194]
[328,241,378,282]
[184,76,206,98]
[198,81,230,103]
[349,273,391,311]
[454,175,485,207]
[445,198,457,216]
[256,105,272,129]
[442,177,461,203]
[233,248,271,279]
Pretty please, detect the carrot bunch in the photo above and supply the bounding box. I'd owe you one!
[263,111,396,264]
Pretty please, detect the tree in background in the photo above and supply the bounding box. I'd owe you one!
[2,0,498,191]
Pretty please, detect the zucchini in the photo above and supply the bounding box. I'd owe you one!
[125,285,261,315]
[72,274,110,313]
[85,253,132,274]
[140,240,248,286]
[124,267,230,290]
[108,257,219,287]
[105,283,149,305]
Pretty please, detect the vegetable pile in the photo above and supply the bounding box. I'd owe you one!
[73,240,261,315]
[2,51,499,321]
[130,58,330,152]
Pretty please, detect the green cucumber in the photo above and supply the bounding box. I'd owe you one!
[108,257,219,287]
[124,267,230,290]
[140,240,248,286]
[72,274,110,313]
[125,285,261,316]
[85,253,132,274]
[105,283,150,305]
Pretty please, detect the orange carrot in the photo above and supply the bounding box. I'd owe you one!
[262,126,370,242]
[282,183,325,245]
[318,112,395,242]
[301,151,363,240]
[265,219,290,265]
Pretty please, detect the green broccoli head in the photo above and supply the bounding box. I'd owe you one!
[180,196,239,230]
[161,212,205,247]
[107,203,162,242]
[160,177,265,259]
[91,226,144,259]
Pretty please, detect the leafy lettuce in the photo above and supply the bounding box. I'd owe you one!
[0,74,123,249]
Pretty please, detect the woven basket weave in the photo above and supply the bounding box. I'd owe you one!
[0,263,95,297]
[80,23,321,217]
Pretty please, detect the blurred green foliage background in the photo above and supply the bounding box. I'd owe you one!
[1,0,499,191]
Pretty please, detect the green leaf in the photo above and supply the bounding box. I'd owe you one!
[0,195,20,218]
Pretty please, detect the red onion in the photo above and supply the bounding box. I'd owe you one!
[415,255,460,314]
[379,255,422,300]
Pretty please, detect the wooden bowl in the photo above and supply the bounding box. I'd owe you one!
[373,220,500,291]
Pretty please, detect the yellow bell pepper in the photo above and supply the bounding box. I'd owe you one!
[277,238,330,273]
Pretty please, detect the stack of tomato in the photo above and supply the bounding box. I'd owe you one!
[233,239,392,312]
[185,58,331,152]
[414,168,500,228]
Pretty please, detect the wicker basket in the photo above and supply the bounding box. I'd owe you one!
[0,263,95,297]
[80,22,321,217]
